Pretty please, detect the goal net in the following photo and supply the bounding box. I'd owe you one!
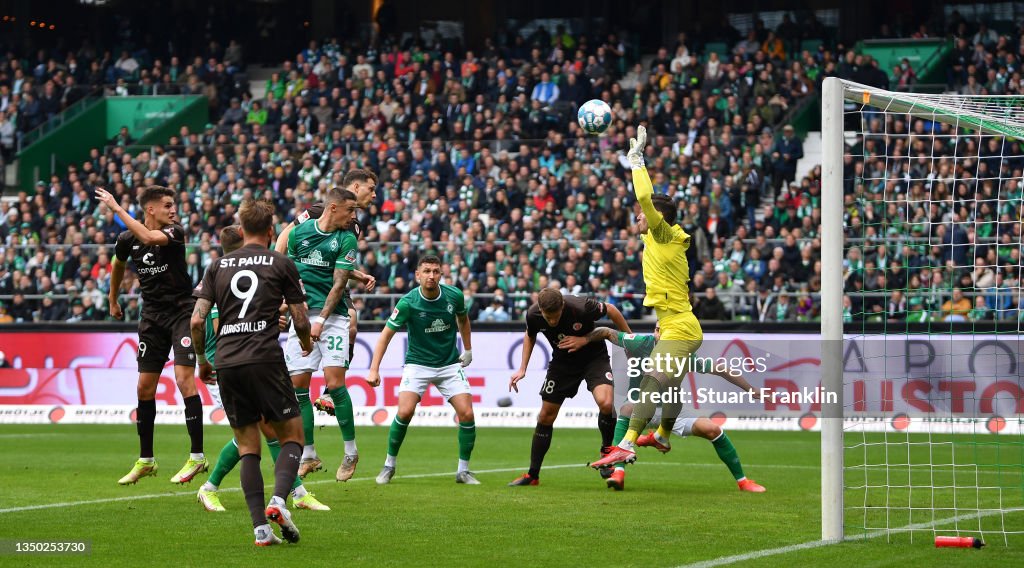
[820,78,1024,545]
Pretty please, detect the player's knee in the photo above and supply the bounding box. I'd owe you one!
[648,371,669,388]
[457,408,475,423]
[537,408,558,426]
[396,409,415,423]
[696,420,721,440]
[325,369,348,389]
[597,398,614,414]
[175,375,197,394]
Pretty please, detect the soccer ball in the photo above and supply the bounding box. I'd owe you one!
[577,99,612,135]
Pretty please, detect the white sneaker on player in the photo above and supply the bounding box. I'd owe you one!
[254,524,283,546]
[265,499,300,543]
[376,466,396,485]
[455,471,481,485]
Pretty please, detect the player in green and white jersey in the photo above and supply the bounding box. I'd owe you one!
[196,225,329,512]
[284,187,369,482]
[366,255,478,485]
[275,169,379,434]
[565,322,765,492]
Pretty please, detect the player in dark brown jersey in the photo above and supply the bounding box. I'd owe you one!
[96,186,207,486]
[191,199,312,546]
[507,288,631,486]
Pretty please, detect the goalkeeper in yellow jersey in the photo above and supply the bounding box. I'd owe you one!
[590,125,708,470]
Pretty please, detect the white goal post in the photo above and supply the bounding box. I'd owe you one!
[820,76,1024,544]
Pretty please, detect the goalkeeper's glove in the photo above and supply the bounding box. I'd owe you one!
[459,349,473,367]
[626,125,647,170]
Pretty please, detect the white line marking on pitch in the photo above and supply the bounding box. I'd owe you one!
[0,461,808,514]
[0,463,581,514]
[675,507,1024,568]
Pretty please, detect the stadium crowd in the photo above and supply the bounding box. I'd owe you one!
[0,35,248,166]
[2,17,1023,325]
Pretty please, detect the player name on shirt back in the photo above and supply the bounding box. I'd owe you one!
[217,255,276,268]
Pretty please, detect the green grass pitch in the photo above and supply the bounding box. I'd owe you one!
[1,424,1021,567]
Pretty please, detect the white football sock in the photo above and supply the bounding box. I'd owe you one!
[385,454,397,468]
[302,445,317,460]
[344,440,358,455]
[458,459,470,473]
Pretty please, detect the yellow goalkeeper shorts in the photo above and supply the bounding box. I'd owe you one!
[656,309,703,341]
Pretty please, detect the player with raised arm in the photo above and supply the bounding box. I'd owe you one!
[274,169,378,433]
[196,226,329,513]
[564,323,766,492]
[97,186,207,486]
[590,125,708,471]
[191,199,311,546]
[283,187,366,482]
[507,288,631,486]
[366,255,478,485]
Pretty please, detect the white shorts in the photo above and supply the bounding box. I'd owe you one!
[285,314,350,375]
[671,416,699,437]
[399,363,471,402]
[208,383,223,409]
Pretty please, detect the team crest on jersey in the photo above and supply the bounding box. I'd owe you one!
[446,303,453,313]
[606,372,612,380]
[180,337,192,348]
[573,322,582,331]
[330,239,339,251]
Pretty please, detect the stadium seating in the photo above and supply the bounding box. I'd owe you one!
[2,19,1022,325]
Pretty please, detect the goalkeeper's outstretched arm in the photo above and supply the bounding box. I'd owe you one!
[627,125,672,243]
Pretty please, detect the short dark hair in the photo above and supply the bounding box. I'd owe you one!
[238,199,275,235]
[325,187,357,205]
[651,194,677,225]
[538,288,564,313]
[342,168,378,188]
[418,255,442,268]
[138,186,175,207]
[220,225,243,254]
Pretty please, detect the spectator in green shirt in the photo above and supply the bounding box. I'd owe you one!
[246,101,267,125]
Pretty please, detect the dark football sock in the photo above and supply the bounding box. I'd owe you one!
[183,395,203,454]
[137,399,156,459]
[598,411,616,447]
[528,423,554,479]
[239,454,267,528]
[273,441,302,501]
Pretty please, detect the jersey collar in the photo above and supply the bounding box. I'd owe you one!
[418,287,442,302]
